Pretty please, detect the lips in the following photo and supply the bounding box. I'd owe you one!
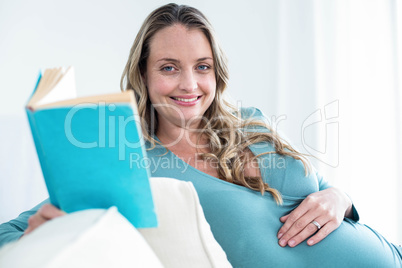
[169,95,202,106]
[171,96,199,102]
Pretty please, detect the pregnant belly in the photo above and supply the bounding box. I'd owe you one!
[199,188,401,268]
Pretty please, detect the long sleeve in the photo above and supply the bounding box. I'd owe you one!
[242,106,360,222]
[0,199,49,248]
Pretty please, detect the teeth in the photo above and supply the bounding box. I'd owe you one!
[173,97,198,102]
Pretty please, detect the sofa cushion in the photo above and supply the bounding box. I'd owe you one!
[139,177,231,268]
[0,207,163,268]
[0,177,231,268]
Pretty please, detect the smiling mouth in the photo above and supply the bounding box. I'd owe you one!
[170,96,201,102]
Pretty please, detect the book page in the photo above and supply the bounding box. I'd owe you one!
[35,66,77,107]
[33,90,135,110]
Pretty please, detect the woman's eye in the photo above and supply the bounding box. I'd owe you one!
[197,65,209,71]
[162,66,175,72]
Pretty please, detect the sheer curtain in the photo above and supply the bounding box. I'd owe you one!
[271,0,401,244]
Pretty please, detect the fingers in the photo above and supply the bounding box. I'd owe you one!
[25,213,47,235]
[39,203,66,219]
[281,217,325,247]
[307,220,338,246]
[278,212,322,247]
[24,204,65,235]
[277,200,311,240]
[277,189,346,247]
[279,214,289,223]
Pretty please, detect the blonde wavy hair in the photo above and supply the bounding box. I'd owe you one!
[121,3,310,204]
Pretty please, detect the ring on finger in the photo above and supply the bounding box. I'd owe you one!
[311,220,321,230]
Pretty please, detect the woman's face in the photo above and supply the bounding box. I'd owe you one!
[144,24,216,131]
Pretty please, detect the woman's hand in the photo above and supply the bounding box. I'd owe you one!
[24,204,66,235]
[277,187,353,247]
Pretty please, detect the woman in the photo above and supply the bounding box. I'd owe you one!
[121,2,356,249]
[1,3,401,267]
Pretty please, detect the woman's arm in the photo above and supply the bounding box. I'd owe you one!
[0,199,60,248]
[24,203,66,235]
[0,201,44,247]
[242,107,359,247]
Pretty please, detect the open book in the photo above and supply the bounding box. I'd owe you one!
[26,66,157,228]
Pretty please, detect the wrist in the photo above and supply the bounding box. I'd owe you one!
[344,202,353,218]
[329,187,353,218]
[342,191,353,219]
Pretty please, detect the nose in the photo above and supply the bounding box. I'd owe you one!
[179,70,197,92]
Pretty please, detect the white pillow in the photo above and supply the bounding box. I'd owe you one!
[139,177,231,268]
[0,177,231,268]
[0,207,163,268]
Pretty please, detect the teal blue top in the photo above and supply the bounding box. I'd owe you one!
[146,107,402,267]
[0,107,401,267]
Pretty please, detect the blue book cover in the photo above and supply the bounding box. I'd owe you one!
[25,67,158,228]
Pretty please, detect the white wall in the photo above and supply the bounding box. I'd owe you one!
[0,0,400,244]
[0,0,281,117]
[0,0,284,218]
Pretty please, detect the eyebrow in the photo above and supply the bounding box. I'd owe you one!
[156,57,213,63]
